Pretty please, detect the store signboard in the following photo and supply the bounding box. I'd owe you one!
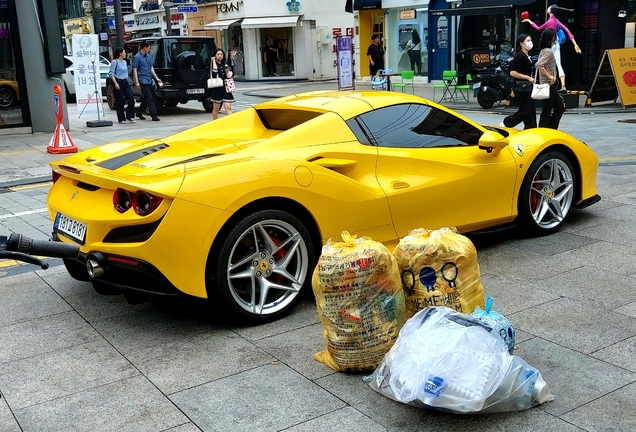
[337,36,354,91]
[399,9,416,20]
[72,34,104,119]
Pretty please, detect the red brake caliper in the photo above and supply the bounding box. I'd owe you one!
[270,232,286,284]
[530,174,540,213]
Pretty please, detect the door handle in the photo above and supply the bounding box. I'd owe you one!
[391,181,410,189]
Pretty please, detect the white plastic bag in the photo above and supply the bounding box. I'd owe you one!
[471,296,516,354]
[365,307,553,413]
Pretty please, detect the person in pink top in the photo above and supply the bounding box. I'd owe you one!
[523,4,581,92]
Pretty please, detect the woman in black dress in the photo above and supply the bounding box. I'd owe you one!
[210,48,234,120]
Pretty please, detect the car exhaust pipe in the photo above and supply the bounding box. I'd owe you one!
[86,253,107,278]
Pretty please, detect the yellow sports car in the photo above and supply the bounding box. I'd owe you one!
[0,79,20,108]
[47,91,600,322]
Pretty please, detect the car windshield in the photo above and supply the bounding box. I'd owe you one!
[165,40,212,68]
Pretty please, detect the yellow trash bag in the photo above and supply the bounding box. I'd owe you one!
[312,231,406,372]
[393,227,485,318]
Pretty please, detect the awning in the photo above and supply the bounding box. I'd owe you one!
[430,0,535,16]
[203,19,241,30]
[240,16,300,29]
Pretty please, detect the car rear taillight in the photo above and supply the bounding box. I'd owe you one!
[132,191,162,216]
[52,171,61,183]
[113,188,132,213]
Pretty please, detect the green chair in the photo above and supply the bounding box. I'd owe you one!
[455,74,472,102]
[432,70,458,104]
[392,70,415,94]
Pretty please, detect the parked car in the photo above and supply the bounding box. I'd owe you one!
[47,91,600,323]
[0,79,20,108]
[63,55,111,99]
[106,36,216,113]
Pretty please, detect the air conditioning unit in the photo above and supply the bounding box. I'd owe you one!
[318,26,330,45]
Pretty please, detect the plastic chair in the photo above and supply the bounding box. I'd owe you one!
[455,74,472,102]
[392,70,415,94]
[432,70,458,103]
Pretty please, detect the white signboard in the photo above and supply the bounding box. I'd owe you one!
[72,34,104,118]
[337,36,354,90]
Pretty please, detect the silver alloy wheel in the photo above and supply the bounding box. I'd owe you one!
[226,219,309,316]
[0,87,14,108]
[528,157,574,230]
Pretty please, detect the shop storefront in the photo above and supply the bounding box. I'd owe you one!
[204,0,354,81]
[383,1,431,77]
[123,9,188,40]
[0,0,27,129]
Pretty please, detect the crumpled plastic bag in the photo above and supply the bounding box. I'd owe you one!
[471,296,516,354]
[392,228,485,318]
[365,307,553,413]
[312,231,406,372]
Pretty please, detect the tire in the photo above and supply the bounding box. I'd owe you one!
[477,89,495,109]
[517,151,576,235]
[174,51,206,85]
[208,209,316,323]
[106,83,116,110]
[164,100,179,108]
[63,258,91,282]
[0,86,16,108]
[202,98,214,113]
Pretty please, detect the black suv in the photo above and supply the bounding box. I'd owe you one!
[107,36,216,113]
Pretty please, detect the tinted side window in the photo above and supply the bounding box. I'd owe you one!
[357,104,483,148]
[346,118,371,145]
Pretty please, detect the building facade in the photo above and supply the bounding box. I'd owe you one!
[202,0,355,80]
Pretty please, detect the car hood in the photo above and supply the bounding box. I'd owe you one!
[50,137,263,197]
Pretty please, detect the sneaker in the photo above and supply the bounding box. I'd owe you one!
[126,118,136,123]
[558,88,567,93]
[499,121,507,127]
[151,116,160,121]
[136,113,146,120]
[119,120,126,124]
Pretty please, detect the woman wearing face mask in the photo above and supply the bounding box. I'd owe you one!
[523,4,581,92]
[501,34,536,129]
[535,28,565,129]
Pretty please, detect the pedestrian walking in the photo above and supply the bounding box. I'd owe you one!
[535,28,565,129]
[366,34,385,77]
[210,48,234,120]
[501,34,537,129]
[108,47,136,124]
[132,41,161,121]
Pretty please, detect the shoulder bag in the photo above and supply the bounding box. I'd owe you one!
[531,68,550,100]
[207,66,224,88]
[556,23,567,45]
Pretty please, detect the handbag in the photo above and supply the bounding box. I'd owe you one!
[515,80,533,92]
[556,23,567,45]
[531,69,550,100]
[224,77,237,93]
[207,77,223,88]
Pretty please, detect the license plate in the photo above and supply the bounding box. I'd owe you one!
[473,82,481,89]
[54,212,87,244]
[186,88,205,94]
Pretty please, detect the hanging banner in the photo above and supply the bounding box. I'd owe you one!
[337,36,354,91]
[72,34,104,118]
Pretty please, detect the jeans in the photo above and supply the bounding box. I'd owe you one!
[114,79,135,122]
[503,90,537,129]
[137,83,157,117]
[539,84,565,129]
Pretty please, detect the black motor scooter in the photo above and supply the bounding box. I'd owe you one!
[471,57,517,109]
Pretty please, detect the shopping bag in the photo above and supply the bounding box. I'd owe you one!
[224,78,237,93]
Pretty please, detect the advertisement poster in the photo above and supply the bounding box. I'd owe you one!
[337,36,354,91]
[607,48,636,108]
[71,34,104,118]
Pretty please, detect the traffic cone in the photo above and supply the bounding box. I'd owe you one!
[47,84,78,154]
[47,122,78,154]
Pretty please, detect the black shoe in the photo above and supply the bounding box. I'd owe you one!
[136,113,146,120]
[558,88,567,93]
[151,116,160,121]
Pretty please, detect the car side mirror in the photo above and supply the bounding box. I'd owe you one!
[478,130,509,155]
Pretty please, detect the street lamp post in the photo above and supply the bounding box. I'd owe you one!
[163,1,174,36]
